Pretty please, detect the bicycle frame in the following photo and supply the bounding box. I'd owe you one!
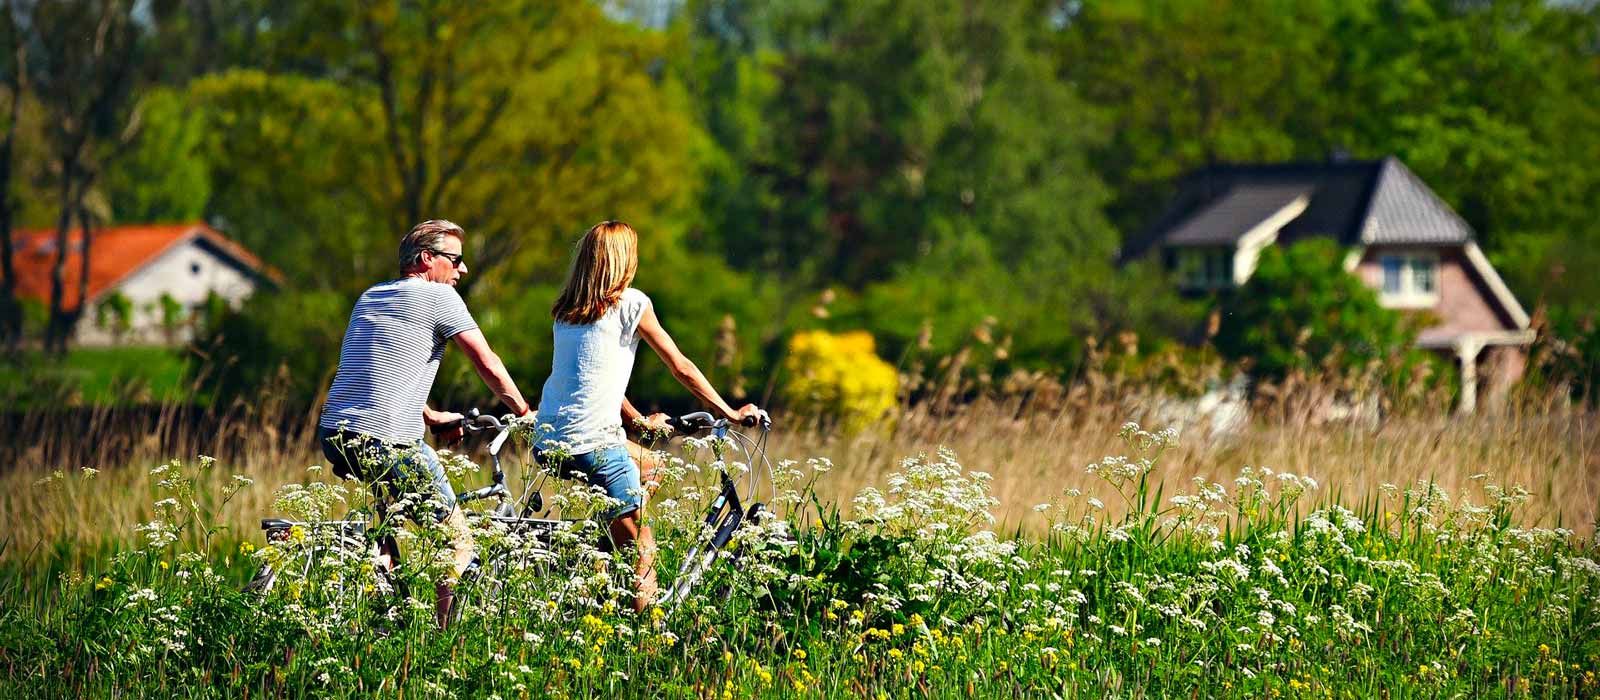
[250,409,776,612]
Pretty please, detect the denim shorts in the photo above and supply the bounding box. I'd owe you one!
[318,427,456,522]
[541,444,642,520]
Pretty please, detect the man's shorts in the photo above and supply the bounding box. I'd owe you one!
[318,427,456,522]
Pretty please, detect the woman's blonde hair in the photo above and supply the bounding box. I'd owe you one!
[552,220,639,324]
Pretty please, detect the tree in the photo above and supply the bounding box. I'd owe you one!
[1053,0,1348,236]
[0,0,25,351]
[102,87,210,223]
[192,1,708,296]
[24,0,143,354]
[191,1,719,405]
[1214,240,1416,383]
[677,0,1127,371]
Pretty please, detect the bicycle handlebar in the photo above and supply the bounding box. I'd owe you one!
[437,406,772,439]
[666,410,772,434]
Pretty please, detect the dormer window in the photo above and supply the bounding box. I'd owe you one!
[1174,247,1233,290]
[1379,252,1439,308]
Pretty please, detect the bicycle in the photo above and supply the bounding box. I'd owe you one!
[245,409,777,616]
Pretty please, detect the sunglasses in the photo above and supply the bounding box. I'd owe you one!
[429,249,465,268]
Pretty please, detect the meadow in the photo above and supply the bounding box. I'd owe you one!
[1,384,1597,699]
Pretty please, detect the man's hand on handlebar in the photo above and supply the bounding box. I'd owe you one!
[426,409,468,445]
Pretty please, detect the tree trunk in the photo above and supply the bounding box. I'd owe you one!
[72,202,93,350]
[46,159,78,355]
[0,2,25,350]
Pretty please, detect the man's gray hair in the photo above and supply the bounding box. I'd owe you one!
[398,219,465,273]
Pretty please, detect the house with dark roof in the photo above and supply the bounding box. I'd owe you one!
[1125,156,1534,413]
[11,222,280,346]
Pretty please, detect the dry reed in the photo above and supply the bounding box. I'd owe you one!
[4,379,1596,568]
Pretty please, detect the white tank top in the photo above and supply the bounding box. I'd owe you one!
[534,288,651,454]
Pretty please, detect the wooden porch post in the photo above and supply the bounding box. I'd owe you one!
[1456,338,1483,415]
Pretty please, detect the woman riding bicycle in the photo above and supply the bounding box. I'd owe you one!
[535,220,765,613]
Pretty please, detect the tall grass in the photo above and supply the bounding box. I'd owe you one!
[3,373,1596,572]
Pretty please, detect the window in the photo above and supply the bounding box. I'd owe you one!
[1174,247,1234,290]
[1377,252,1439,307]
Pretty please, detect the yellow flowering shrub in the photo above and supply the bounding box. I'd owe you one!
[781,330,898,435]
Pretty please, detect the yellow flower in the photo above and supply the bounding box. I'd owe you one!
[289,525,306,542]
[793,649,807,660]
[159,561,170,571]
[1539,644,1551,656]
[95,576,112,591]
[723,651,734,664]
[892,623,905,636]
[888,649,904,661]
[238,541,256,555]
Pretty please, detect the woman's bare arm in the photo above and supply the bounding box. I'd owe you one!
[635,305,761,423]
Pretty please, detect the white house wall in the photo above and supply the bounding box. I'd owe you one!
[73,238,258,346]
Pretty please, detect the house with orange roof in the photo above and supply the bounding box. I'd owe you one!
[10,222,280,346]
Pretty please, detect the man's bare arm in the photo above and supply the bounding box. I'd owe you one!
[450,328,531,416]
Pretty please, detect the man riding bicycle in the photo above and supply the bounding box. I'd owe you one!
[318,219,532,628]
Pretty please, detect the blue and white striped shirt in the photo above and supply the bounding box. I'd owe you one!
[320,277,478,443]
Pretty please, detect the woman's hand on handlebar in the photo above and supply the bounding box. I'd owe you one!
[642,412,673,435]
[727,403,769,427]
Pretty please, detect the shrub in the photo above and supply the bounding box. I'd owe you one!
[1215,240,1420,383]
[781,329,897,434]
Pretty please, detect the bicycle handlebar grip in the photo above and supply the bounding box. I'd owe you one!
[667,411,716,433]
[739,410,772,430]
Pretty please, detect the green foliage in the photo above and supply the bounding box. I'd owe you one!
[94,291,133,342]
[102,88,211,223]
[188,69,390,291]
[157,292,185,330]
[1214,240,1417,382]
[199,289,351,404]
[0,347,192,407]
[9,0,1593,408]
[682,0,1120,291]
